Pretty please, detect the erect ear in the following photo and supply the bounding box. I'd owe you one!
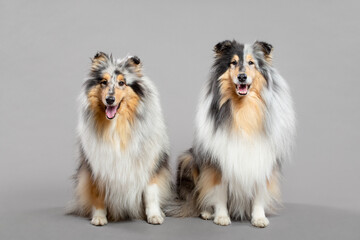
[125,56,142,76]
[129,56,141,65]
[92,51,109,62]
[254,41,273,62]
[91,51,109,70]
[213,40,233,57]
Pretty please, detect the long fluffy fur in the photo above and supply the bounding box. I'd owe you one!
[67,53,171,223]
[170,40,295,225]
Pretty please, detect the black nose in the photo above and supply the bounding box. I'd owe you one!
[106,96,115,105]
[238,73,247,82]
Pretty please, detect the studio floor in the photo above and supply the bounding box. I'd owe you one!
[2,194,359,240]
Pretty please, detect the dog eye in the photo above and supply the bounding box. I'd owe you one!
[119,81,125,86]
[248,61,254,65]
[230,61,238,66]
[100,80,108,86]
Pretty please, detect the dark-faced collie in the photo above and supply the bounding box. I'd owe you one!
[173,40,295,227]
[68,52,171,226]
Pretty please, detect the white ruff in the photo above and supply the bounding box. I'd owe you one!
[195,90,276,219]
[79,118,156,219]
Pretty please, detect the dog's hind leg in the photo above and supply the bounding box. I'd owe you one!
[76,166,107,226]
[200,207,213,220]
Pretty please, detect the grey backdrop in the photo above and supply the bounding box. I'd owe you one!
[1,0,359,239]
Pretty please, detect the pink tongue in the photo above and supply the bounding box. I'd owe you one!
[238,84,248,94]
[106,106,117,119]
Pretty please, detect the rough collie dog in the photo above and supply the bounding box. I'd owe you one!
[68,52,171,226]
[174,40,295,227]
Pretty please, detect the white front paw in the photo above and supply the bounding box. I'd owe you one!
[214,215,231,226]
[251,217,269,228]
[147,214,164,225]
[91,215,108,226]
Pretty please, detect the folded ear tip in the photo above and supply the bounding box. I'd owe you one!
[213,43,221,53]
[131,56,141,65]
[93,51,107,59]
[255,41,273,55]
[214,40,232,54]
[94,51,101,58]
[265,42,273,51]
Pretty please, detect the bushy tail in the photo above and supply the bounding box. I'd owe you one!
[65,194,91,217]
[65,199,80,215]
[164,149,200,217]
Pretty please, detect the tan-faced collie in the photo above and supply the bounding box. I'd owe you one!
[170,40,296,227]
[67,52,171,226]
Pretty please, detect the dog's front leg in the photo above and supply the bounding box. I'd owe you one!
[251,184,269,228]
[91,207,107,226]
[144,182,164,225]
[211,182,231,226]
[197,167,231,226]
[75,166,108,226]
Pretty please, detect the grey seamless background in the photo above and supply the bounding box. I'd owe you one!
[1,0,360,238]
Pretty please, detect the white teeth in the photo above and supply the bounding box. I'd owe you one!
[236,84,249,95]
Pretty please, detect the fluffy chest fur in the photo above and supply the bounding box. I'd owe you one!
[196,88,276,195]
[197,127,276,194]
[79,117,159,219]
[195,94,276,219]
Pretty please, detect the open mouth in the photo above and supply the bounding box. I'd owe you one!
[235,84,251,96]
[105,103,121,120]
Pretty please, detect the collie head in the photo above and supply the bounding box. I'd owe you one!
[206,40,275,135]
[78,52,169,151]
[213,40,273,100]
[84,52,144,121]
[78,52,163,150]
[200,40,295,161]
